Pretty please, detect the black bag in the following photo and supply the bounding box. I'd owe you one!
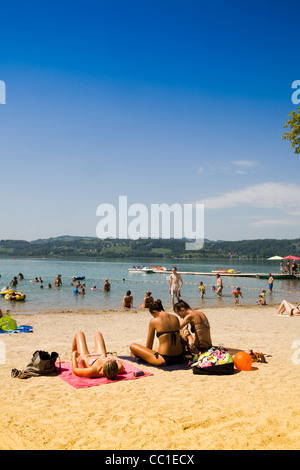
[192,361,234,375]
[11,350,60,379]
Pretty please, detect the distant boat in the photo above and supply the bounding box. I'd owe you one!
[256,274,295,280]
[151,266,172,273]
[128,266,153,273]
[211,269,241,275]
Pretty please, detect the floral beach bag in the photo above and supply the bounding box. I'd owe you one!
[192,346,234,375]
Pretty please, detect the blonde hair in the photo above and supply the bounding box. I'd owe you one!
[103,359,118,380]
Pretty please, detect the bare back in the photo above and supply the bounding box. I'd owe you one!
[150,312,183,356]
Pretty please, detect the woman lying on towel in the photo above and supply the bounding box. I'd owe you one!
[129,299,185,366]
[274,300,300,316]
[71,331,124,379]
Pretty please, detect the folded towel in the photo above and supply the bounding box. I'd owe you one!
[0,325,33,334]
[57,360,152,388]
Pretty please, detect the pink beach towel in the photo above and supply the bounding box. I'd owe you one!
[57,361,152,388]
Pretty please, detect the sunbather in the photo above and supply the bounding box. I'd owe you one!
[71,331,124,379]
[275,300,300,316]
[130,299,185,366]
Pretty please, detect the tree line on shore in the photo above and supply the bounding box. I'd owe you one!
[0,236,299,260]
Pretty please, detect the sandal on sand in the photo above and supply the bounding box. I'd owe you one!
[11,368,31,379]
[248,350,267,363]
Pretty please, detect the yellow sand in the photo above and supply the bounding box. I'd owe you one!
[0,305,299,450]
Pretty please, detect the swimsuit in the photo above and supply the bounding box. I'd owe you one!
[86,353,105,367]
[156,329,179,345]
[291,305,300,316]
[154,351,185,366]
[155,330,184,365]
[191,320,212,351]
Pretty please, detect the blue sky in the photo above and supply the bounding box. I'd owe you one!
[0,0,299,242]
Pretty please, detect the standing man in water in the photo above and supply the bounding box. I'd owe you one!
[216,273,223,297]
[169,267,183,310]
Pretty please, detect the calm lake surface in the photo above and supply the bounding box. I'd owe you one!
[1,257,299,314]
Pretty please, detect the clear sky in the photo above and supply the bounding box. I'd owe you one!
[0,0,299,242]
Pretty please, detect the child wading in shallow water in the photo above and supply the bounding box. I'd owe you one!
[198,282,205,299]
[256,294,267,306]
[232,287,243,305]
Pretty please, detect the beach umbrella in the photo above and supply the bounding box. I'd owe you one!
[282,255,300,260]
[267,256,283,260]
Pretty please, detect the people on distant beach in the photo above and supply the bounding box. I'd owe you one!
[232,287,243,306]
[291,261,297,275]
[123,290,133,309]
[139,291,154,309]
[174,300,212,354]
[130,299,185,366]
[103,279,111,292]
[280,261,283,274]
[284,262,290,274]
[256,294,267,306]
[198,282,205,299]
[256,289,267,305]
[274,300,300,316]
[71,331,124,379]
[79,283,86,295]
[91,285,97,291]
[48,283,52,289]
[10,277,18,287]
[169,267,183,309]
[268,274,274,292]
[216,274,223,296]
[18,273,24,280]
[54,275,62,287]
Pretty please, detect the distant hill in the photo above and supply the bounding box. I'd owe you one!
[0,236,299,260]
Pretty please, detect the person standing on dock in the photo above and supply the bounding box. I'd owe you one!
[169,267,183,310]
[216,274,223,296]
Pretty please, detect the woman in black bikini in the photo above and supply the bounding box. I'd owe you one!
[275,300,300,316]
[129,299,185,366]
[174,300,212,354]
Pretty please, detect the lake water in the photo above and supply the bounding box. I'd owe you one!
[1,257,299,314]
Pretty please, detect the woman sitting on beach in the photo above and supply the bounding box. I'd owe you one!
[275,300,300,316]
[71,331,124,379]
[123,290,133,309]
[174,300,212,354]
[129,299,185,366]
[139,291,154,309]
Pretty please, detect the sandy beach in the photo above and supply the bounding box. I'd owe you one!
[1,304,300,450]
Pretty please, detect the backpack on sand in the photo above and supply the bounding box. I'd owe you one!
[11,350,60,379]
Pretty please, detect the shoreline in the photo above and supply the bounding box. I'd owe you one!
[1,305,300,450]
[1,300,288,316]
